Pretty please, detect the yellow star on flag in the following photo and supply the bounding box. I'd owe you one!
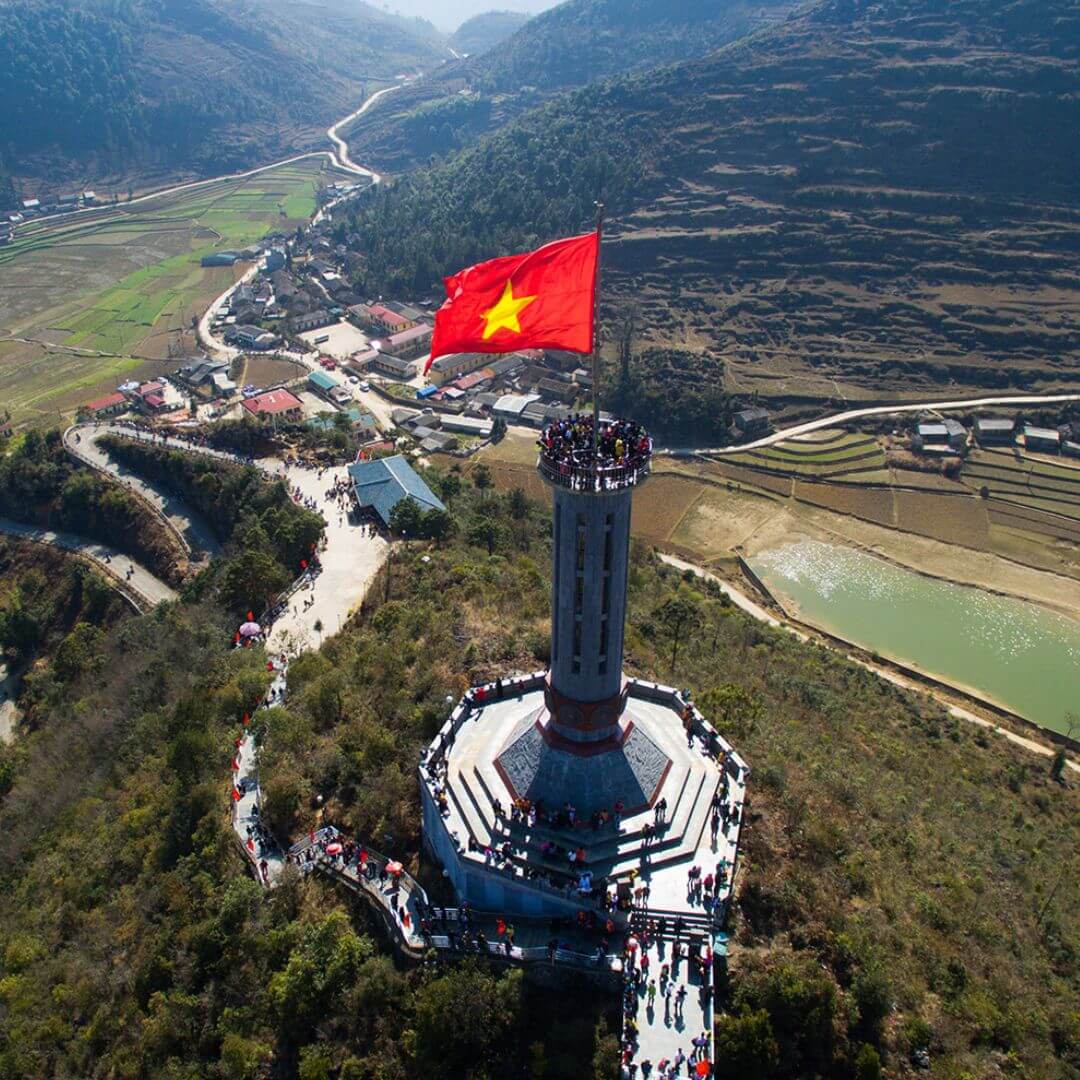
[481,279,537,340]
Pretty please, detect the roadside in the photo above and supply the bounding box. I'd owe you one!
[659,553,1079,776]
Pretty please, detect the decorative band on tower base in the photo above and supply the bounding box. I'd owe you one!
[543,674,629,744]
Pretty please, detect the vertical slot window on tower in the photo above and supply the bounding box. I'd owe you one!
[576,515,586,571]
[603,515,613,572]
[572,620,582,674]
[598,617,608,676]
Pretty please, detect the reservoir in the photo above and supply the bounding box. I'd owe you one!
[747,541,1080,737]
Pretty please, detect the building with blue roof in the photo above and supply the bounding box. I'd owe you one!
[346,454,445,528]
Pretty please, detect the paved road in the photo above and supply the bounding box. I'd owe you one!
[64,425,220,556]
[667,393,1080,457]
[659,553,1079,776]
[13,81,407,241]
[0,515,177,608]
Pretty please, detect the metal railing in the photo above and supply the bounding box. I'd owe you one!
[537,450,651,493]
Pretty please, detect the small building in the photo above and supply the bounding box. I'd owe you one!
[402,411,440,433]
[293,309,333,334]
[345,348,381,375]
[1062,440,1080,459]
[733,407,770,437]
[915,418,967,450]
[973,417,1016,445]
[1024,425,1061,453]
[264,247,286,273]
[536,377,578,404]
[382,323,433,360]
[177,356,230,388]
[349,303,413,336]
[307,369,342,399]
[21,198,40,211]
[370,353,417,380]
[79,391,127,418]
[242,388,303,421]
[201,251,242,267]
[521,401,549,427]
[441,414,493,438]
[493,393,541,421]
[346,454,446,528]
[228,324,279,350]
[390,407,419,428]
[428,352,486,386]
[329,385,354,407]
[420,432,459,453]
[384,300,428,323]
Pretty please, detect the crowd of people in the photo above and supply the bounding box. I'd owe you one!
[538,414,652,489]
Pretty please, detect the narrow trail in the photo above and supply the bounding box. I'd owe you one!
[659,553,1079,776]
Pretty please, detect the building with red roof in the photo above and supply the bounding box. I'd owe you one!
[241,388,302,420]
[80,391,128,417]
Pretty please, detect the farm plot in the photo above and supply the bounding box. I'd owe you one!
[962,449,1080,523]
[721,431,886,479]
[0,158,347,426]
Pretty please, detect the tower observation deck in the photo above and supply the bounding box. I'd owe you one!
[537,416,651,743]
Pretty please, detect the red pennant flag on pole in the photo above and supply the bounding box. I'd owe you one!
[247,836,255,851]
[243,713,250,726]
[426,231,599,372]
[231,787,241,802]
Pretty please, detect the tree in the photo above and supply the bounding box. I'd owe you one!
[422,507,455,547]
[507,486,529,548]
[388,495,424,538]
[713,1008,780,1079]
[437,472,461,505]
[655,593,697,674]
[411,964,522,1078]
[491,416,507,442]
[220,549,289,615]
[698,682,763,740]
[468,512,504,556]
[472,462,492,501]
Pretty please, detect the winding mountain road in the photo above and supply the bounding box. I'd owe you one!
[0,516,176,609]
[13,80,406,240]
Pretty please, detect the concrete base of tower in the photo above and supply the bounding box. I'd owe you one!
[419,672,750,921]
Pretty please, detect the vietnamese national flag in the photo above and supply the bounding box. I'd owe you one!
[426,231,599,372]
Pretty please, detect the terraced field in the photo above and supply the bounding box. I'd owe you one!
[720,430,887,480]
[0,159,348,425]
[962,448,1080,526]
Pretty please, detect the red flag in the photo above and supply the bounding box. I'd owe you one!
[231,757,239,771]
[243,712,250,726]
[231,787,241,802]
[247,836,255,852]
[426,231,598,371]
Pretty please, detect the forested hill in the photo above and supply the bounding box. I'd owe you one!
[341,0,796,172]
[349,0,1080,414]
[450,10,531,56]
[0,0,451,191]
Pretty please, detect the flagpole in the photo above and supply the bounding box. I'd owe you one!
[591,200,604,462]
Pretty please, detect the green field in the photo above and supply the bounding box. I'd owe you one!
[722,431,887,479]
[0,159,350,425]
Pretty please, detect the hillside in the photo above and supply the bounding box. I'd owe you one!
[350,0,1080,428]
[450,10,531,55]
[0,463,1075,1077]
[0,0,451,193]
[341,0,795,171]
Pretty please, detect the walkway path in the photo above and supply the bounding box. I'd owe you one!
[64,425,220,556]
[659,553,1079,776]
[0,515,176,608]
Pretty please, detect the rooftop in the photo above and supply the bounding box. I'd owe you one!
[346,454,446,527]
[242,388,302,416]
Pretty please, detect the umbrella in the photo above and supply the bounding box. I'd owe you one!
[695,1062,711,1078]
[386,860,404,876]
[239,621,261,637]
[325,842,343,856]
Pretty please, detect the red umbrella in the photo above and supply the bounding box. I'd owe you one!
[325,842,343,856]
[696,1062,711,1078]
[231,788,241,802]
[386,860,404,876]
